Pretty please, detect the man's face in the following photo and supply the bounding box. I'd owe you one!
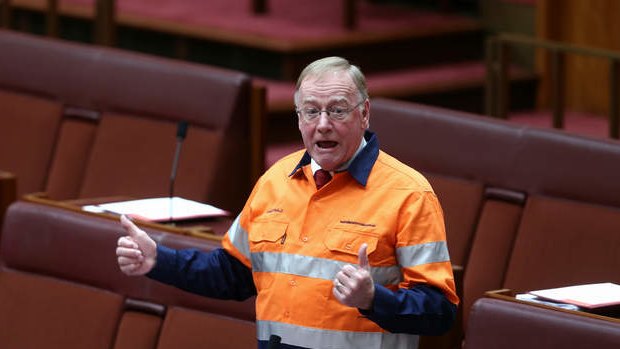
[297,70,369,171]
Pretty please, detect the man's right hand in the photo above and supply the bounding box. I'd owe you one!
[116,215,157,276]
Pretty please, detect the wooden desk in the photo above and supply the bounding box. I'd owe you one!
[485,289,620,323]
[21,193,233,241]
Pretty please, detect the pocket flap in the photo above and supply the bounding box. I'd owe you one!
[324,229,378,256]
[249,221,288,243]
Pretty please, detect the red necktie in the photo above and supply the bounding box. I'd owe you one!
[314,169,332,189]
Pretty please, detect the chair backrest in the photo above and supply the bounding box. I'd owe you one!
[0,201,256,320]
[156,306,256,349]
[0,89,63,196]
[464,298,620,349]
[0,268,125,349]
[0,200,258,348]
[0,29,260,212]
[370,97,620,333]
[502,194,620,291]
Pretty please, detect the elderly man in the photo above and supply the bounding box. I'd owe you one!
[117,56,458,349]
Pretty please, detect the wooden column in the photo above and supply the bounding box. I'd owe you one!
[550,50,565,129]
[95,0,115,46]
[1,0,11,28]
[46,0,59,37]
[610,60,620,139]
[252,0,267,14]
[250,85,267,186]
[497,42,511,120]
[485,36,498,117]
[343,0,357,30]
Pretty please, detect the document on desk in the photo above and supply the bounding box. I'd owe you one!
[83,197,229,222]
[529,282,620,309]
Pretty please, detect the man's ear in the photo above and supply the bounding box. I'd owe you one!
[362,99,370,127]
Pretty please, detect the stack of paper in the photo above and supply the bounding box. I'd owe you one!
[83,197,229,222]
[528,282,620,309]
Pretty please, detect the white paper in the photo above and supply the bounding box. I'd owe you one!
[516,293,581,311]
[529,282,620,309]
[83,197,229,222]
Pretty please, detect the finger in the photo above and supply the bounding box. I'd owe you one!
[340,264,357,278]
[120,214,143,239]
[119,262,140,274]
[333,284,344,301]
[118,256,141,267]
[116,246,143,259]
[117,236,138,249]
[333,279,347,297]
[358,243,369,271]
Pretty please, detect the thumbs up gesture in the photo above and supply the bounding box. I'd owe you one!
[116,215,157,276]
[333,243,375,310]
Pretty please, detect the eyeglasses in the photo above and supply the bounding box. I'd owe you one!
[296,100,365,122]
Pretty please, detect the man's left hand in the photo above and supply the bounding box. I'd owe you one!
[333,243,375,310]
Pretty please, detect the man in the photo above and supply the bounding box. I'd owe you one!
[117,56,458,348]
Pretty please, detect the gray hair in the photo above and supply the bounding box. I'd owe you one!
[294,57,368,106]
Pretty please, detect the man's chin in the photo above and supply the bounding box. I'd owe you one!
[314,158,340,172]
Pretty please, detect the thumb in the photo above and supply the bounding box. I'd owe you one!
[120,214,145,240]
[358,243,370,271]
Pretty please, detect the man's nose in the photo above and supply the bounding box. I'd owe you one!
[316,111,332,129]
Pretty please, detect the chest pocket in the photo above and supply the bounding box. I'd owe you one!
[324,226,378,260]
[249,212,288,247]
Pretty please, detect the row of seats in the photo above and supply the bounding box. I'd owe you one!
[0,201,257,348]
[464,296,620,349]
[5,98,619,348]
[370,98,620,344]
[0,29,265,215]
[2,28,620,347]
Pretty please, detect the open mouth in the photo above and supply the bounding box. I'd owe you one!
[317,141,338,149]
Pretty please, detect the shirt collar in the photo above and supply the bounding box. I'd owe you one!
[289,130,379,187]
[310,136,367,175]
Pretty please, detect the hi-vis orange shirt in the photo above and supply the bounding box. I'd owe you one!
[223,132,459,349]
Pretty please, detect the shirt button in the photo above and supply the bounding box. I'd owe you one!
[290,279,296,286]
[302,236,309,242]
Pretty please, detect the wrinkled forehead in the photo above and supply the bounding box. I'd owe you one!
[298,70,358,102]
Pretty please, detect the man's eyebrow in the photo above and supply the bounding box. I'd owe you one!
[301,96,349,105]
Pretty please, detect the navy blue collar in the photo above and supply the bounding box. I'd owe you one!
[289,130,379,187]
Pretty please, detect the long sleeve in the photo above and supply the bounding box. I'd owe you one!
[356,189,459,335]
[360,284,457,335]
[146,245,257,301]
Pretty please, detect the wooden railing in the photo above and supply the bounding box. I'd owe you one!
[486,33,620,139]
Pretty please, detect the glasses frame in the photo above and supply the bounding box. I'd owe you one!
[296,99,366,122]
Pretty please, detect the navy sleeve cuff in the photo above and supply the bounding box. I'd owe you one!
[359,283,457,335]
[145,245,177,282]
[359,283,399,316]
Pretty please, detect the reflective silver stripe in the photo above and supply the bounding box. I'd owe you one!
[257,320,418,349]
[227,215,250,260]
[250,252,401,285]
[396,241,450,268]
